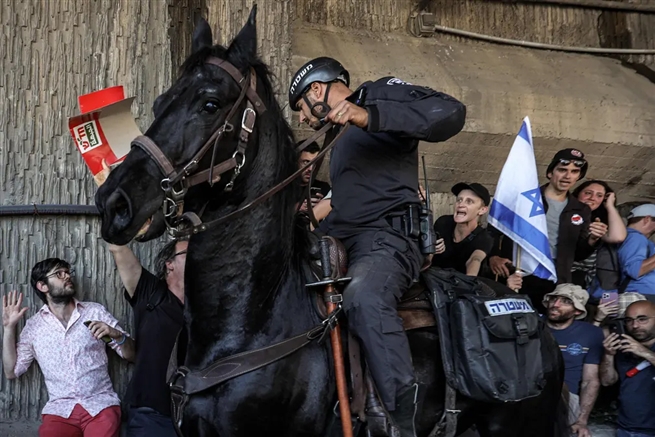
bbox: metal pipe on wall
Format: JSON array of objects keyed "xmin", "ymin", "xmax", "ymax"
[
  {"xmin": 0, "ymin": 204, "xmax": 99, "ymax": 216},
  {"xmin": 496, "ymin": 0, "xmax": 655, "ymax": 14}
]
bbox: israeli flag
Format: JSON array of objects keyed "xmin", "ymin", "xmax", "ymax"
[{"xmin": 488, "ymin": 117, "xmax": 557, "ymax": 282}]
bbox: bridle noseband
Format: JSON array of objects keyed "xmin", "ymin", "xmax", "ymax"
[{"xmin": 131, "ymin": 57, "xmax": 267, "ymax": 224}]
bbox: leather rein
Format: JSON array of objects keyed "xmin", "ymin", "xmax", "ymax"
[{"xmin": 131, "ymin": 56, "xmax": 346, "ymax": 237}]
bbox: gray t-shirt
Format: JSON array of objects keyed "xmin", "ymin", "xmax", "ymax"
[{"xmin": 546, "ymin": 197, "xmax": 568, "ymax": 259}]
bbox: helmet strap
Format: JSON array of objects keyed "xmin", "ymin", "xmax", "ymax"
[{"xmin": 304, "ymin": 82, "xmax": 333, "ymax": 122}]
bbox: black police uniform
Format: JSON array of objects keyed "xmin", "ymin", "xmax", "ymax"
[{"xmin": 318, "ymin": 77, "xmax": 466, "ymax": 411}]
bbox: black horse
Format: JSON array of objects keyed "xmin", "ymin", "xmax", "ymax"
[{"xmin": 95, "ymin": 8, "xmax": 568, "ymax": 437}]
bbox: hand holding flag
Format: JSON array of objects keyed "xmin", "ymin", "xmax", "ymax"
[{"xmin": 488, "ymin": 117, "xmax": 557, "ymax": 283}]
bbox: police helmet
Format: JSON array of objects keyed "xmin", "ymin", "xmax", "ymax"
[{"xmin": 288, "ymin": 57, "xmax": 350, "ymax": 111}]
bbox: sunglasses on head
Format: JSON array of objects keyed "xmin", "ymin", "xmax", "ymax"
[{"xmin": 558, "ymin": 159, "xmax": 586, "ymax": 168}]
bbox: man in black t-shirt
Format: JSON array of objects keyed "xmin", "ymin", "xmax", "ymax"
[
  {"xmin": 108, "ymin": 239, "xmax": 186, "ymax": 437},
  {"xmin": 432, "ymin": 182, "xmax": 493, "ymax": 276}
]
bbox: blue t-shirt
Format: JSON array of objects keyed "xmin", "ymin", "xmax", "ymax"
[
  {"xmin": 548, "ymin": 320, "xmax": 604, "ymax": 395},
  {"xmin": 618, "ymin": 228, "xmax": 655, "ymax": 296},
  {"xmin": 615, "ymin": 344, "xmax": 655, "ymax": 434}
]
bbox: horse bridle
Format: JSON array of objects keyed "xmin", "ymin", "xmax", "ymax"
[
  {"xmin": 131, "ymin": 57, "xmax": 267, "ymax": 223},
  {"xmin": 132, "ymin": 56, "xmax": 348, "ymax": 237}
]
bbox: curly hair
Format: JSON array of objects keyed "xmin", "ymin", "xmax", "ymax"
[
  {"xmin": 30, "ymin": 258, "xmax": 71, "ymax": 304},
  {"xmin": 154, "ymin": 238, "xmax": 188, "ymax": 280}
]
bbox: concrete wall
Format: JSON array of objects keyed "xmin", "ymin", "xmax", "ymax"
[{"xmin": 291, "ymin": 2, "xmax": 655, "ymax": 203}]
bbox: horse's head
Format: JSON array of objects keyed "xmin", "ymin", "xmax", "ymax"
[{"xmin": 96, "ymin": 7, "xmax": 271, "ymax": 245}]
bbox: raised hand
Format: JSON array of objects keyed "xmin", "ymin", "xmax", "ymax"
[{"xmin": 2, "ymin": 291, "xmax": 28, "ymax": 328}]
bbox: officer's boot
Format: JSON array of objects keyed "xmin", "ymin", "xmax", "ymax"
[{"xmin": 388, "ymin": 384, "xmax": 419, "ymax": 437}]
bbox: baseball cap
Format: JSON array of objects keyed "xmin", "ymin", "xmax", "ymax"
[
  {"xmin": 543, "ymin": 283, "xmax": 589, "ymax": 320},
  {"xmin": 627, "ymin": 204, "xmax": 655, "ymax": 219},
  {"xmin": 451, "ymin": 182, "xmax": 491, "ymax": 206}
]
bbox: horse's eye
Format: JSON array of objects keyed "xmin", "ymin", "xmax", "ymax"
[{"xmin": 202, "ymin": 100, "xmax": 220, "ymax": 114}]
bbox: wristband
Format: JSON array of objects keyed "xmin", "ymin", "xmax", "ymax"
[{"xmin": 114, "ymin": 333, "xmax": 127, "ymax": 346}]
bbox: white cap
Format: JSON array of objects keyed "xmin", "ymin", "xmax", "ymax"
[{"xmin": 628, "ymin": 204, "xmax": 655, "ymax": 219}]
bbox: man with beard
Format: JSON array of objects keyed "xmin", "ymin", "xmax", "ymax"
[
  {"xmin": 431, "ymin": 182, "xmax": 493, "ymax": 276},
  {"xmin": 488, "ymin": 149, "xmax": 607, "ymax": 312},
  {"xmin": 2, "ymin": 258, "xmax": 134, "ymax": 437},
  {"xmin": 543, "ymin": 284, "xmax": 603, "ymax": 437},
  {"xmin": 289, "ymin": 57, "xmax": 466, "ymax": 437},
  {"xmin": 601, "ymin": 301, "xmax": 655, "ymax": 437}
]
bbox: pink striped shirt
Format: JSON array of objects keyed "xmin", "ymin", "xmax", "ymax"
[{"xmin": 14, "ymin": 300, "xmax": 128, "ymax": 418}]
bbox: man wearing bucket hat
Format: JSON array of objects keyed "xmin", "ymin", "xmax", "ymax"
[
  {"xmin": 488, "ymin": 148, "xmax": 606, "ymax": 312},
  {"xmin": 617, "ymin": 204, "xmax": 655, "ymax": 301},
  {"xmin": 432, "ymin": 182, "xmax": 493, "ymax": 276},
  {"xmin": 544, "ymin": 284, "xmax": 604, "ymax": 437}
]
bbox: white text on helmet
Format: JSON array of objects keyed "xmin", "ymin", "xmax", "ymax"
[{"xmin": 290, "ymin": 64, "xmax": 314, "ymax": 95}]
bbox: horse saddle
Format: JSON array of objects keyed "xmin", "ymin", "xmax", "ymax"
[{"xmin": 304, "ymin": 234, "xmax": 437, "ymax": 432}]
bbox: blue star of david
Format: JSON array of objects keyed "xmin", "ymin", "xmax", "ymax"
[{"xmin": 521, "ymin": 188, "xmax": 545, "ymax": 217}]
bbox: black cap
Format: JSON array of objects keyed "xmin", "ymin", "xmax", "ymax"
[
  {"xmin": 451, "ymin": 182, "xmax": 490, "ymax": 206},
  {"xmin": 288, "ymin": 57, "xmax": 350, "ymax": 111},
  {"xmin": 547, "ymin": 148, "xmax": 588, "ymax": 179}
]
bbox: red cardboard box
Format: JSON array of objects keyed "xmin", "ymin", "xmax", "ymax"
[{"xmin": 68, "ymin": 86, "xmax": 142, "ymax": 185}]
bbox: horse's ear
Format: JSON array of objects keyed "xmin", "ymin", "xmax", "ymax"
[
  {"xmin": 227, "ymin": 5, "xmax": 257, "ymax": 62},
  {"xmin": 192, "ymin": 17, "xmax": 213, "ymax": 54}
]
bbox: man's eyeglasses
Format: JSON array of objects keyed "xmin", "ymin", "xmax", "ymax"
[
  {"xmin": 623, "ymin": 316, "xmax": 655, "ymax": 326},
  {"xmin": 558, "ymin": 159, "xmax": 586, "ymax": 168},
  {"xmin": 169, "ymin": 250, "xmax": 187, "ymax": 261},
  {"xmin": 45, "ymin": 269, "xmax": 75, "ymax": 280}
]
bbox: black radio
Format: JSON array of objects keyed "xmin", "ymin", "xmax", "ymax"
[{"xmin": 418, "ymin": 156, "xmax": 436, "ymax": 255}]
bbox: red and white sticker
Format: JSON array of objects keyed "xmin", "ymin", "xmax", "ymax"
[
  {"xmin": 571, "ymin": 214, "xmax": 584, "ymax": 225},
  {"xmin": 571, "ymin": 149, "xmax": 582, "ymax": 157}
]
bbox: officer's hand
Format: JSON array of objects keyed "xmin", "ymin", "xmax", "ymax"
[
  {"xmin": 434, "ymin": 238, "xmax": 446, "ymax": 254},
  {"xmin": 489, "ymin": 256, "xmax": 512, "ymax": 278},
  {"xmin": 326, "ymin": 101, "xmax": 368, "ymax": 128}
]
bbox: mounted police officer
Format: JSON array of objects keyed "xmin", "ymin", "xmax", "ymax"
[{"xmin": 289, "ymin": 57, "xmax": 466, "ymax": 437}]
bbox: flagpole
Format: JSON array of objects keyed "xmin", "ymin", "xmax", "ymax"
[{"xmin": 514, "ymin": 246, "xmax": 522, "ymax": 293}]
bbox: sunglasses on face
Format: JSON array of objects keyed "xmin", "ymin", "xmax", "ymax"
[
  {"xmin": 558, "ymin": 159, "xmax": 586, "ymax": 168},
  {"xmin": 45, "ymin": 269, "xmax": 75, "ymax": 280}
]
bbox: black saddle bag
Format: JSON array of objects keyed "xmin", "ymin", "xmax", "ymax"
[{"xmin": 422, "ymin": 268, "xmax": 546, "ymax": 403}]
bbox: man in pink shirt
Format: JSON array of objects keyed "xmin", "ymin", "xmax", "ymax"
[{"xmin": 2, "ymin": 258, "xmax": 135, "ymax": 437}]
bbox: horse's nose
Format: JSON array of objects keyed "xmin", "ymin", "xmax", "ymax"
[{"xmin": 102, "ymin": 187, "xmax": 134, "ymax": 233}]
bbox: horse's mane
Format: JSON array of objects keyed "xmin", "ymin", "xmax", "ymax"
[{"xmin": 181, "ymin": 44, "xmax": 307, "ymax": 273}]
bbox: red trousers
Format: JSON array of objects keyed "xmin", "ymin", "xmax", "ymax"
[{"xmin": 39, "ymin": 404, "xmax": 121, "ymax": 437}]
